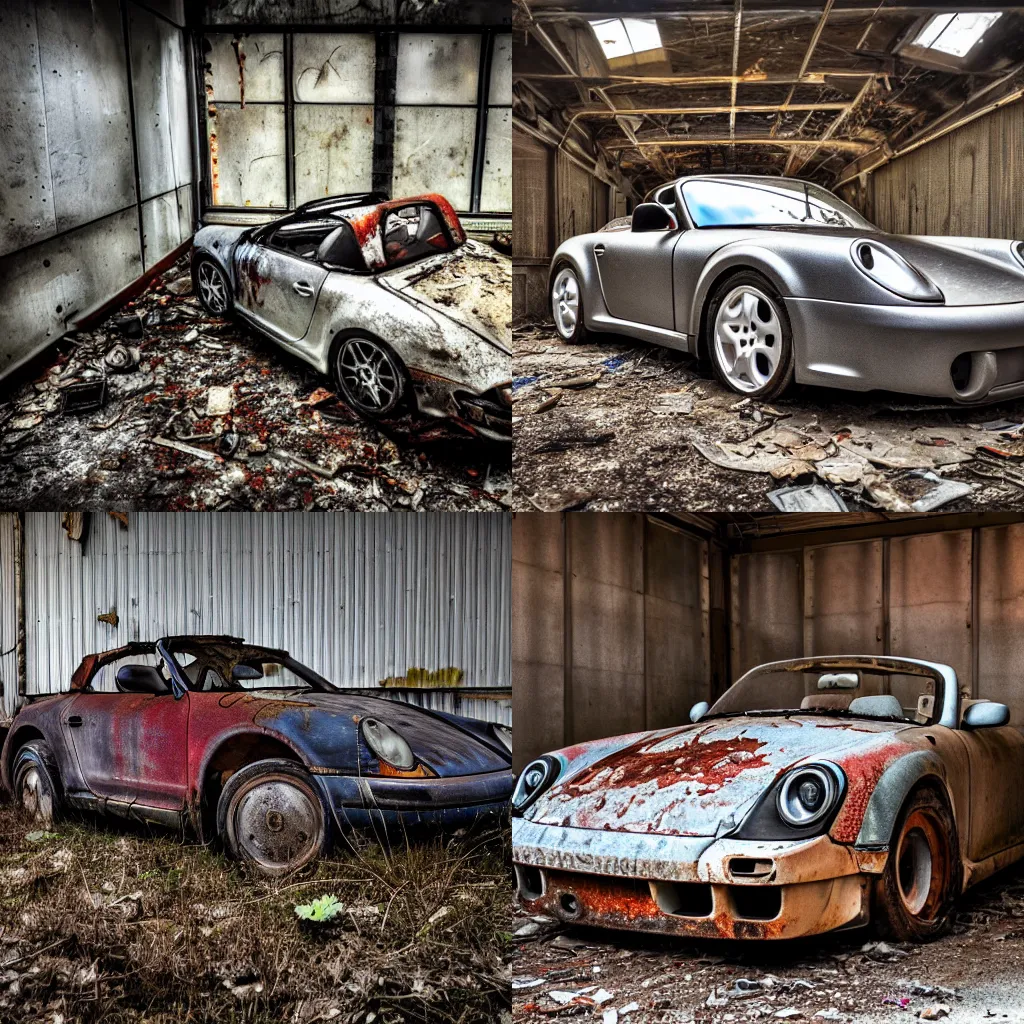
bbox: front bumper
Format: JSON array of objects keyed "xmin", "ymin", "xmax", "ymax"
[
  {"xmin": 513, "ymin": 818, "xmax": 885, "ymax": 940},
  {"xmin": 787, "ymin": 296, "xmax": 1024, "ymax": 403},
  {"xmin": 410, "ymin": 370, "xmax": 512, "ymax": 442},
  {"xmin": 316, "ymin": 769, "xmax": 513, "ymax": 830}
]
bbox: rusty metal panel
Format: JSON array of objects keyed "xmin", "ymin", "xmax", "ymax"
[
  {"xmin": 396, "ymin": 33, "xmax": 480, "ymax": 105},
  {"xmin": 35, "ymin": 0, "xmax": 136, "ymax": 232},
  {"xmin": 481, "ymin": 107, "xmax": 511, "ymax": 213},
  {"xmin": 889, "ymin": 531, "xmax": 973, "ymax": 693},
  {"xmin": 950, "ymin": 116, "xmax": 990, "ymax": 237},
  {"xmin": 293, "ymin": 32, "xmax": 376, "ymax": 103},
  {"xmin": 393, "ymin": 106, "xmax": 476, "ymax": 210},
  {"xmin": 513, "ymin": 513, "xmax": 565, "ymax": 771},
  {"xmin": 141, "ymin": 190, "xmax": 182, "ymax": 270},
  {"xmin": 208, "ymin": 103, "xmax": 287, "ymax": 208},
  {"xmin": 0, "ymin": 0, "xmax": 56, "ymax": 257},
  {"xmin": 0, "ymin": 514, "xmax": 17, "ymax": 720},
  {"xmin": 978, "ymin": 523, "xmax": 1024, "ymax": 726},
  {"xmin": 803, "ymin": 541, "xmax": 883, "ymax": 657},
  {"xmin": 20, "ymin": 512, "xmax": 511, "ymax": 725},
  {"xmin": 729, "ymin": 550, "xmax": 802, "ymax": 676},
  {"xmin": 293, "ymin": 104, "xmax": 374, "ymax": 206},
  {"xmin": 568, "ymin": 513, "xmax": 645, "ymax": 743},
  {"xmin": 490, "ymin": 33, "xmax": 512, "ymax": 106},
  {"xmin": 206, "ymin": 32, "xmax": 284, "ymax": 103}
]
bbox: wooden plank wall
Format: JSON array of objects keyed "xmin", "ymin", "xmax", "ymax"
[
  {"xmin": 512, "ymin": 128, "xmax": 553, "ymax": 321},
  {"xmin": 862, "ymin": 99, "xmax": 1024, "ymax": 239}
]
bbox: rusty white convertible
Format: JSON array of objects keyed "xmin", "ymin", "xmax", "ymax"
[
  {"xmin": 513, "ymin": 655, "xmax": 1024, "ymax": 941},
  {"xmin": 191, "ymin": 192, "xmax": 511, "ymax": 441}
]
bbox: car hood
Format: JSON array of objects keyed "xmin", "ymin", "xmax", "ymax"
[
  {"xmin": 379, "ymin": 240, "xmax": 512, "ymax": 354},
  {"xmin": 240, "ymin": 690, "xmax": 509, "ymax": 777},
  {"xmin": 528, "ymin": 715, "xmax": 912, "ymax": 837}
]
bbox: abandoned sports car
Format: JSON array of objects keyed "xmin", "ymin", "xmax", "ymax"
[
  {"xmin": 2, "ymin": 636, "xmax": 513, "ymax": 876},
  {"xmin": 549, "ymin": 174, "xmax": 1024, "ymax": 404},
  {"xmin": 191, "ymin": 192, "xmax": 511, "ymax": 441},
  {"xmin": 512, "ymin": 655, "xmax": 1024, "ymax": 941}
]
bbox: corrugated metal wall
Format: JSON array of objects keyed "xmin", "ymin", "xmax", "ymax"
[{"xmin": 2, "ymin": 511, "xmax": 510, "ymax": 724}]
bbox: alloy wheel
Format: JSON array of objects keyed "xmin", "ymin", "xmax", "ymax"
[
  {"xmin": 337, "ymin": 338, "xmax": 400, "ymax": 414},
  {"xmin": 713, "ymin": 284, "xmax": 783, "ymax": 393},
  {"xmin": 197, "ymin": 261, "xmax": 228, "ymax": 314},
  {"xmin": 552, "ymin": 268, "xmax": 580, "ymax": 339}
]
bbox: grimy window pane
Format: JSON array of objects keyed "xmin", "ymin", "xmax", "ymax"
[
  {"xmin": 396, "ymin": 34, "xmax": 480, "ymax": 105},
  {"xmin": 209, "ymin": 103, "xmax": 287, "ymax": 207},
  {"xmin": 393, "ymin": 106, "xmax": 476, "ymax": 210},
  {"xmin": 205, "ymin": 33, "xmax": 284, "ymax": 103},
  {"xmin": 489, "ymin": 34, "xmax": 512, "ymax": 107},
  {"xmin": 293, "ymin": 33, "xmax": 376, "ymax": 104},
  {"xmin": 481, "ymin": 107, "xmax": 511, "ymax": 213},
  {"xmin": 294, "ymin": 104, "xmax": 375, "ymax": 205}
]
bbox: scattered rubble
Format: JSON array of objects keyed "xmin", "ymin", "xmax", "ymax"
[
  {"xmin": 512, "ymin": 321, "xmax": 1024, "ymax": 511},
  {"xmin": 0, "ymin": 256, "xmax": 509, "ymax": 510}
]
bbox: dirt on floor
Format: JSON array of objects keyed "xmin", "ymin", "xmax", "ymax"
[
  {"xmin": 0, "ymin": 802, "xmax": 512, "ymax": 1024},
  {"xmin": 0, "ymin": 259, "xmax": 510, "ymax": 511},
  {"xmin": 511, "ymin": 856, "xmax": 1024, "ymax": 1024},
  {"xmin": 512, "ymin": 322, "xmax": 1024, "ymax": 513}
]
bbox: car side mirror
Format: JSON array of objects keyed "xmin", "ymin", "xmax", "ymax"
[
  {"xmin": 689, "ymin": 701, "xmax": 709, "ymax": 723},
  {"xmin": 631, "ymin": 203, "xmax": 677, "ymax": 233},
  {"xmin": 963, "ymin": 701, "xmax": 1010, "ymax": 729},
  {"xmin": 115, "ymin": 664, "xmax": 170, "ymax": 695}
]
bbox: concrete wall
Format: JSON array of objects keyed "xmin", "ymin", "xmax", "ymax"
[
  {"xmin": 512, "ymin": 512, "xmax": 710, "ymax": 771},
  {"xmin": 0, "ymin": 0, "xmax": 196, "ymax": 381}
]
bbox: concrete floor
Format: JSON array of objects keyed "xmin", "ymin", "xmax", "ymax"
[
  {"xmin": 0, "ymin": 258, "xmax": 510, "ymax": 511},
  {"xmin": 512, "ymin": 856, "xmax": 1024, "ymax": 1023},
  {"xmin": 512, "ymin": 322, "xmax": 1024, "ymax": 513}
]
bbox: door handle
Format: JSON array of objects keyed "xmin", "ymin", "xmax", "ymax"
[
  {"xmin": 292, "ymin": 281, "xmax": 314, "ymax": 297},
  {"xmin": 593, "ymin": 244, "xmax": 605, "ymax": 256},
  {"xmin": 67, "ymin": 715, "xmax": 83, "ymax": 727}
]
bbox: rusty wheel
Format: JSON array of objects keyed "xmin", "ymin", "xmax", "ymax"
[
  {"xmin": 874, "ymin": 787, "xmax": 960, "ymax": 941},
  {"xmin": 12, "ymin": 741, "xmax": 62, "ymax": 827},
  {"xmin": 217, "ymin": 760, "xmax": 327, "ymax": 877}
]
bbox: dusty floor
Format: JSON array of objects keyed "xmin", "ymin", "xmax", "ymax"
[
  {"xmin": 512, "ymin": 322, "xmax": 1024, "ymax": 513},
  {"xmin": 512, "ymin": 857, "xmax": 1024, "ymax": 1024},
  {"xmin": 0, "ymin": 258, "xmax": 510, "ymax": 511}
]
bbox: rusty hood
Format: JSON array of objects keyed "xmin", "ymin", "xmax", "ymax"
[
  {"xmin": 528, "ymin": 716, "xmax": 913, "ymax": 838},
  {"xmin": 380, "ymin": 240, "xmax": 512, "ymax": 354}
]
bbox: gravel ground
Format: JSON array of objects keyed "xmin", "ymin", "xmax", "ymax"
[
  {"xmin": 0, "ymin": 258, "xmax": 510, "ymax": 511},
  {"xmin": 511, "ymin": 856, "xmax": 1024, "ymax": 1024},
  {"xmin": 512, "ymin": 322, "xmax": 1024, "ymax": 513}
]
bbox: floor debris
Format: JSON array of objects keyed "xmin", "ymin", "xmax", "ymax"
[{"xmin": 768, "ymin": 483, "xmax": 849, "ymax": 512}]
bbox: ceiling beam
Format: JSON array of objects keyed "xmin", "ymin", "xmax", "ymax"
[
  {"xmin": 771, "ymin": 0, "xmax": 834, "ymax": 138},
  {"xmin": 572, "ymin": 101, "xmax": 851, "ymax": 116},
  {"xmin": 784, "ymin": 75, "xmax": 874, "ymax": 174},
  {"xmin": 729, "ymin": 0, "xmax": 743, "ymax": 143},
  {"xmin": 604, "ymin": 136, "xmax": 874, "ymax": 150},
  {"xmin": 514, "ymin": 69, "xmax": 885, "ymax": 86},
  {"xmin": 527, "ymin": 3, "xmax": 1024, "ymax": 18}
]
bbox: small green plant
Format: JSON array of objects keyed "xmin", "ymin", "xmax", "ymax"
[{"xmin": 294, "ymin": 894, "xmax": 343, "ymax": 923}]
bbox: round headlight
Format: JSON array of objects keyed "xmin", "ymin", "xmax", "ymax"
[
  {"xmin": 512, "ymin": 756, "xmax": 558, "ymax": 814},
  {"xmin": 776, "ymin": 765, "xmax": 840, "ymax": 828},
  {"xmin": 491, "ymin": 724, "xmax": 512, "ymax": 754},
  {"xmin": 361, "ymin": 718, "xmax": 415, "ymax": 770}
]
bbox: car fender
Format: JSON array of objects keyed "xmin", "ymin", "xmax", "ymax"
[
  {"xmin": 549, "ymin": 235, "xmax": 610, "ymax": 324},
  {"xmin": 191, "ymin": 226, "xmax": 247, "ymax": 291}
]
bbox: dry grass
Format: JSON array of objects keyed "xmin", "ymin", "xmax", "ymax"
[{"xmin": 0, "ymin": 802, "xmax": 512, "ymax": 1024}]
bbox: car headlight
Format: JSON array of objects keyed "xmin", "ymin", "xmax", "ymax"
[
  {"xmin": 1012, "ymin": 241, "xmax": 1024, "ymax": 270},
  {"xmin": 776, "ymin": 765, "xmax": 842, "ymax": 828},
  {"xmin": 361, "ymin": 718, "xmax": 415, "ymax": 770},
  {"xmin": 491, "ymin": 724, "xmax": 512, "ymax": 754},
  {"xmin": 851, "ymin": 239, "xmax": 943, "ymax": 302},
  {"xmin": 512, "ymin": 756, "xmax": 559, "ymax": 815}
]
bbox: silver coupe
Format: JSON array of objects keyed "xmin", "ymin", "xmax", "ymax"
[
  {"xmin": 191, "ymin": 192, "xmax": 511, "ymax": 441},
  {"xmin": 549, "ymin": 174, "xmax": 1024, "ymax": 403}
]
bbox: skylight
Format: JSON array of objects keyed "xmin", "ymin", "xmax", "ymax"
[
  {"xmin": 590, "ymin": 18, "xmax": 663, "ymax": 60},
  {"xmin": 914, "ymin": 11, "xmax": 1001, "ymax": 57}
]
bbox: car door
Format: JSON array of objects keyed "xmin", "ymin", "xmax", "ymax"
[
  {"xmin": 233, "ymin": 223, "xmax": 330, "ymax": 343},
  {"xmin": 592, "ymin": 221, "xmax": 679, "ymax": 331},
  {"xmin": 959, "ymin": 721, "xmax": 1024, "ymax": 862},
  {"xmin": 64, "ymin": 690, "xmax": 190, "ymax": 811}
]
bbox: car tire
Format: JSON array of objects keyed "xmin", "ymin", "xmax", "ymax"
[
  {"xmin": 12, "ymin": 741, "xmax": 62, "ymax": 827},
  {"xmin": 193, "ymin": 256, "xmax": 233, "ymax": 316},
  {"xmin": 550, "ymin": 262, "xmax": 593, "ymax": 345},
  {"xmin": 217, "ymin": 759, "xmax": 328, "ymax": 877},
  {"xmin": 706, "ymin": 270, "xmax": 795, "ymax": 400},
  {"xmin": 873, "ymin": 786, "xmax": 960, "ymax": 941},
  {"xmin": 332, "ymin": 333, "xmax": 407, "ymax": 418}
]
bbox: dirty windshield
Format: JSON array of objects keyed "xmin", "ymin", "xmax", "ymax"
[
  {"xmin": 682, "ymin": 179, "xmax": 874, "ymax": 229},
  {"xmin": 167, "ymin": 643, "xmax": 338, "ymax": 693},
  {"xmin": 707, "ymin": 665, "xmax": 940, "ymax": 725}
]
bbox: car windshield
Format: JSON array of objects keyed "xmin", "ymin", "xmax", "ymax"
[
  {"xmin": 165, "ymin": 641, "xmax": 338, "ymax": 693},
  {"xmin": 706, "ymin": 663, "xmax": 942, "ymax": 725},
  {"xmin": 681, "ymin": 179, "xmax": 874, "ymax": 230}
]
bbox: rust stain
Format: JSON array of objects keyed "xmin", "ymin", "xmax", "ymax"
[
  {"xmin": 830, "ymin": 740, "xmax": 906, "ymax": 843},
  {"xmin": 378, "ymin": 666, "xmax": 464, "ymax": 689},
  {"xmin": 231, "ymin": 35, "xmax": 246, "ymax": 109}
]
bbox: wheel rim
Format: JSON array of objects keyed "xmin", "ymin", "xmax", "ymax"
[
  {"xmin": 197, "ymin": 262, "xmax": 228, "ymax": 314},
  {"xmin": 232, "ymin": 775, "xmax": 322, "ymax": 872},
  {"xmin": 552, "ymin": 268, "xmax": 580, "ymax": 339},
  {"xmin": 713, "ymin": 284, "xmax": 783, "ymax": 393},
  {"xmin": 338, "ymin": 338, "xmax": 399, "ymax": 413},
  {"xmin": 895, "ymin": 809, "xmax": 945, "ymax": 919},
  {"xmin": 19, "ymin": 766, "xmax": 53, "ymax": 826}
]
